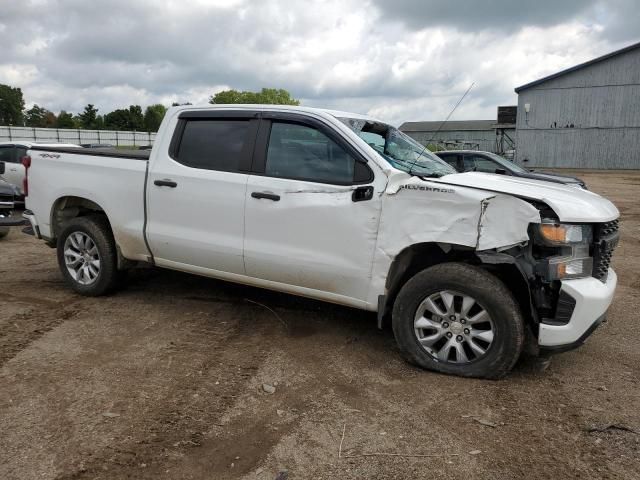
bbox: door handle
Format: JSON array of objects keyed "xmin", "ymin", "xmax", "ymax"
[
  {"xmin": 251, "ymin": 191, "xmax": 280, "ymax": 201},
  {"xmin": 154, "ymin": 179, "xmax": 178, "ymax": 188}
]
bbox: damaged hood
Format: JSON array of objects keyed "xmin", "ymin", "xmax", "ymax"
[{"xmin": 431, "ymin": 172, "xmax": 618, "ymax": 223}]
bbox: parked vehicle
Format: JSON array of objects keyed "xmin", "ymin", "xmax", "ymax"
[
  {"xmin": 0, "ymin": 171, "xmax": 22, "ymax": 238},
  {"xmin": 21, "ymin": 105, "xmax": 619, "ymax": 378},
  {"xmin": 81, "ymin": 143, "xmax": 115, "ymax": 149},
  {"xmin": 0, "ymin": 142, "xmax": 80, "ymax": 199},
  {"xmin": 436, "ymin": 150, "xmax": 587, "ymax": 188}
]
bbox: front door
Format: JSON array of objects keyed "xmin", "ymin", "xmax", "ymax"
[
  {"xmin": 146, "ymin": 111, "xmax": 259, "ymax": 275},
  {"xmin": 244, "ymin": 115, "xmax": 382, "ymax": 303}
]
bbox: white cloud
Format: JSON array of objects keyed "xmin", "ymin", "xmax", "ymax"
[{"xmin": 0, "ymin": 0, "xmax": 638, "ymax": 125}]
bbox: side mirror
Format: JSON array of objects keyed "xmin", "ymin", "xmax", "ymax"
[
  {"xmin": 494, "ymin": 168, "xmax": 507, "ymax": 175},
  {"xmin": 0, "ymin": 161, "xmax": 5, "ymax": 175}
]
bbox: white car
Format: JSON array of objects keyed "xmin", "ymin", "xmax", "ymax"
[
  {"xmin": 21, "ymin": 105, "xmax": 619, "ymax": 378},
  {"xmin": 0, "ymin": 142, "xmax": 80, "ymax": 198}
]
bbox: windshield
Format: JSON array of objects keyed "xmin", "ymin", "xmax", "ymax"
[
  {"xmin": 483, "ymin": 152, "xmax": 528, "ymax": 174},
  {"xmin": 339, "ymin": 117, "xmax": 456, "ymax": 178}
]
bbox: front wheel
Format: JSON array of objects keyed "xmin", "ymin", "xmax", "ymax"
[
  {"xmin": 56, "ymin": 215, "xmax": 121, "ymax": 296},
  {"xmin": 392, "ymin": 263, "xmax": 525, "ymax": 379}
]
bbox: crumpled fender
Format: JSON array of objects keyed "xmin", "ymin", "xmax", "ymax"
[{"xmin": 367, "ymin": 174, "xmax": 541, "ymax": 306}]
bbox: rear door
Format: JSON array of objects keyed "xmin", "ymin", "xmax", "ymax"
[
  {"xmin": 243, "ymin": 113, "xmax": 382, "ymax": 303},
  {"xmin": 146, "ymin": 111, "xmax": 259, "ymax": 275}
]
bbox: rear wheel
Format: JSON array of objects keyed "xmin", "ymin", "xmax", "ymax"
[
  {"xmin": 56, "ymin": 215, "xmax": 121, "ymax": 296},
  {"xmin": 392, "ymin": 263, "xmax": 525, "ymax": 379},
  {"xmin": 0, "ymin": 226, "xmax": 9, "ymax": 238}
]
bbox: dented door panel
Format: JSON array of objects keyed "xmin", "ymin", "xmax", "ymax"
[{"xmin": 244, "ymin": 175, "xmax": 382, "ymax": 302}]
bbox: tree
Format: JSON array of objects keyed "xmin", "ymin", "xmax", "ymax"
[
  {"xmin": 56, "ymin": 111, "xmax": 77, "ymax": 129},
  {"xmin": 77, "ymin": 104, "xmax": 102, "ymax": 129},
  {"xmin": 104, "ymin": 108, "xmax": 130, "ymax": 130},
  {"xmin": 128, "ymin": 105, "xmax": 144, "ymax": 131},
  {"xmin": 0, "ymin": 84, "xmax": 25, "ymax": 125},
  {"xmin": 24, "ymin": 105, "xmax": 57, "ymax": 128},
  {"xmin": 144, "ymin": 104, "xmax": 167, "ymax": 132},
  {"xmin": 104, "ymin": 105, "xmax": 144, "ymax": 131},
  {"xmin": 210, "ymin": 88, "xmax": 300, "ymax": 105}
]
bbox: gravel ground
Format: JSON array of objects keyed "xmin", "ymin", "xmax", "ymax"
[{"xmin": 1, "ymin": 171, "xmax": 639, "ymax": 480}]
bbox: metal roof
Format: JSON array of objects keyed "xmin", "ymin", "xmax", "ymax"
[
  {"xmin": 399, "ymin": 120, "xmax": 496, "ymax": 132},
  {"xmin": 515, "ymin": 41, "xmax": 640, "ymax": 93}
]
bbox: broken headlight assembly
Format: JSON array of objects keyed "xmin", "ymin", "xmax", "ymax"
[{"xmin": 534, "ymin": 221, "xmax": 593, "ymax": 280}]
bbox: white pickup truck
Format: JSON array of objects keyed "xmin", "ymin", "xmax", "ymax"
[{"xmin": 22, "ymin": 105, "xmax": 620, "ymax": 378}]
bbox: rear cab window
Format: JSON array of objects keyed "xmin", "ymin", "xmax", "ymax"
[{"xmin": 171, "ymin": 114, "xmax": 259, "ymax": 172}]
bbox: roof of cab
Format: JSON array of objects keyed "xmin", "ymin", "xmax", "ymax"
[{"xmin": 171, "ymin": 104, "xmax": 386, "ymax": 124}]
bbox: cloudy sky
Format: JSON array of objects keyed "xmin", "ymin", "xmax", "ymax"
[{"xmin": 1, "ymin": 0, "xmax": 639, "ymax": 125}]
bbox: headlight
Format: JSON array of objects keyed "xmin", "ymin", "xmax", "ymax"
[
  {"xmin": 538, "ymin": 223, "xmax": 591, "ymax": 245},
  {"xmin": 535, "ymin": 221, "xmax": 593, "ymax": 280}
]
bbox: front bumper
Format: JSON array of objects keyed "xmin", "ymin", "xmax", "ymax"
[{"xmin": 538, "ymin": 268, "xmax": 617, "ymax": 351}]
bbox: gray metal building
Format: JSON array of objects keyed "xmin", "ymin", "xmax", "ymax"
[
  {"xmin": 515, "ymin": 41, "xmax": 640, "ymax": 169},
  {"xmin": 400, "ymin": 120, "xmax": 515, "ymax": 154}
]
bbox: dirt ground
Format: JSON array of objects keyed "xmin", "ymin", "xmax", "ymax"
[{"xmin": 1, "ymin": 171, "xmax": 639, "ymax": 480}]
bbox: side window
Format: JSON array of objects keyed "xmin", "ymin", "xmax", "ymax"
[
  {"xmin": 462, "ymin": 156, "xmax": 476, "ymax": 172},
  {"xmin": 265, "ymin": 122, "xmax": 356, "ymax": 184},
  {"xmin": 15, "ymin": 148, "xmax": 27, "ymax": 162},
  {"xmin": 469, "ymin": 155, "xmax": 499, "ymax": 173},
  {"xmin": 0, "ymin": 147, "xmax": 15, "ymax": 163},
  {"xmin": 439, "ymin": 154, "xmax": 459, "ymax": 170},
  {"xmin": 175, "ymin": 119, "xmax": 251, "ymax": 172}
]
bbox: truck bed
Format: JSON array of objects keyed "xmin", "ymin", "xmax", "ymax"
[{"xmin": 26, "ymin": 146, "xmax": 151, "ymax": 262}]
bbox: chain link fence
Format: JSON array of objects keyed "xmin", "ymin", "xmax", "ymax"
[{"xmin": 0, "ymin": 126, "xmax": 156, "ymax": 147}]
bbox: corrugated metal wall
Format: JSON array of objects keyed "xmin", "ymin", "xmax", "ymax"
[
  {"xmin": 516, "ymin": 47, "xmax": 640, "ymax": 169},
  {"xmin": 404, "ymin": 129, "xmax": 512, "ymax": 153},
  {"xmin": 0, "ymin": 126, "xmax": 156, "ymax": 146}
]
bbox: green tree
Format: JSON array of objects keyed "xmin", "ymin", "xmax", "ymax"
[
  {"xmin": 56, "ymin": 111, "xmax": 77, "ymax": 129},
  {"xmin": 0, "ymin": 84, "xmax": 25, "ymax": 125},
  {"xmin": 128, "ymin": 105, "xmax": 144, "ymax": 130},
  {"xmin": 210, "ymin": 88, "xmax": 300, "ymax": 105},
  {"xmin": 24, "ymin": 104, "xmax": 57, "ymax": 128},
  {"xmin": 104, "ymin": 108, "xmax": 130, "ymax": 130},
  {"xmin": 77, "ymin": 104, "xmax": 102, "ymax": 129},
  {"xmin": 143, "ymin": 104, "xmax": 167, "ymax": 132}
]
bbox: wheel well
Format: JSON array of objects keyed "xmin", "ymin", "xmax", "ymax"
[
  {"xmin": 50, "ymin": 196, "xmax": 111, "ymax": 241},
  {"xmin": 382, "ymin": 243, "xmax": 533, "ymax": 330}
]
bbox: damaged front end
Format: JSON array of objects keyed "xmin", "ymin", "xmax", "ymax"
[{"xmin": 374, "ymin": 173, "xmax": 618, "ymax": 356}]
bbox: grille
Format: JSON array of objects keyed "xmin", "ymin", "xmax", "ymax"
[{"xmin": 592, "ymin": 219, "xmax": 620, "ymax": 282}]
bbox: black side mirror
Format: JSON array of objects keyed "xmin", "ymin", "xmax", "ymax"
[
  {"xmin": 0, "ymin": 162, "xmax": 5, "ymax": 175},
  {"xmin": 494, "ymin": 168, "xmax": 507, "ymax": 175}
]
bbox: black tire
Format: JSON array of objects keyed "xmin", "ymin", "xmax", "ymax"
[
  {"xmin": 392, "ymin": 262, "xmax": 525, "ymax": 379},
  {"xmin": 0, "ymin": 226, "xmax": 9, "ymax": 238},
  {"xmin": 56, "ymin": 215, "xmax": 121, "ymax": 296}
]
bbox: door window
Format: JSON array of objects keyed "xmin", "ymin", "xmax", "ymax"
[
  {"xmin": 438, "ymin": 154, "xmax": 459, "ymax": 170},
  {"xmin": 465, "ymin": 155, "xmax": 499, "ymax": 173},
  {"xmin": 175, "ymin": 120, "xmax": 251, "ymax": 172},
  {"xmin": 0, "ymin": 147, "xmax": 15, "ymax": 163},
  {"xmin": 265, "ymin": 122, "xmax": 355, "ymax": 184}
]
